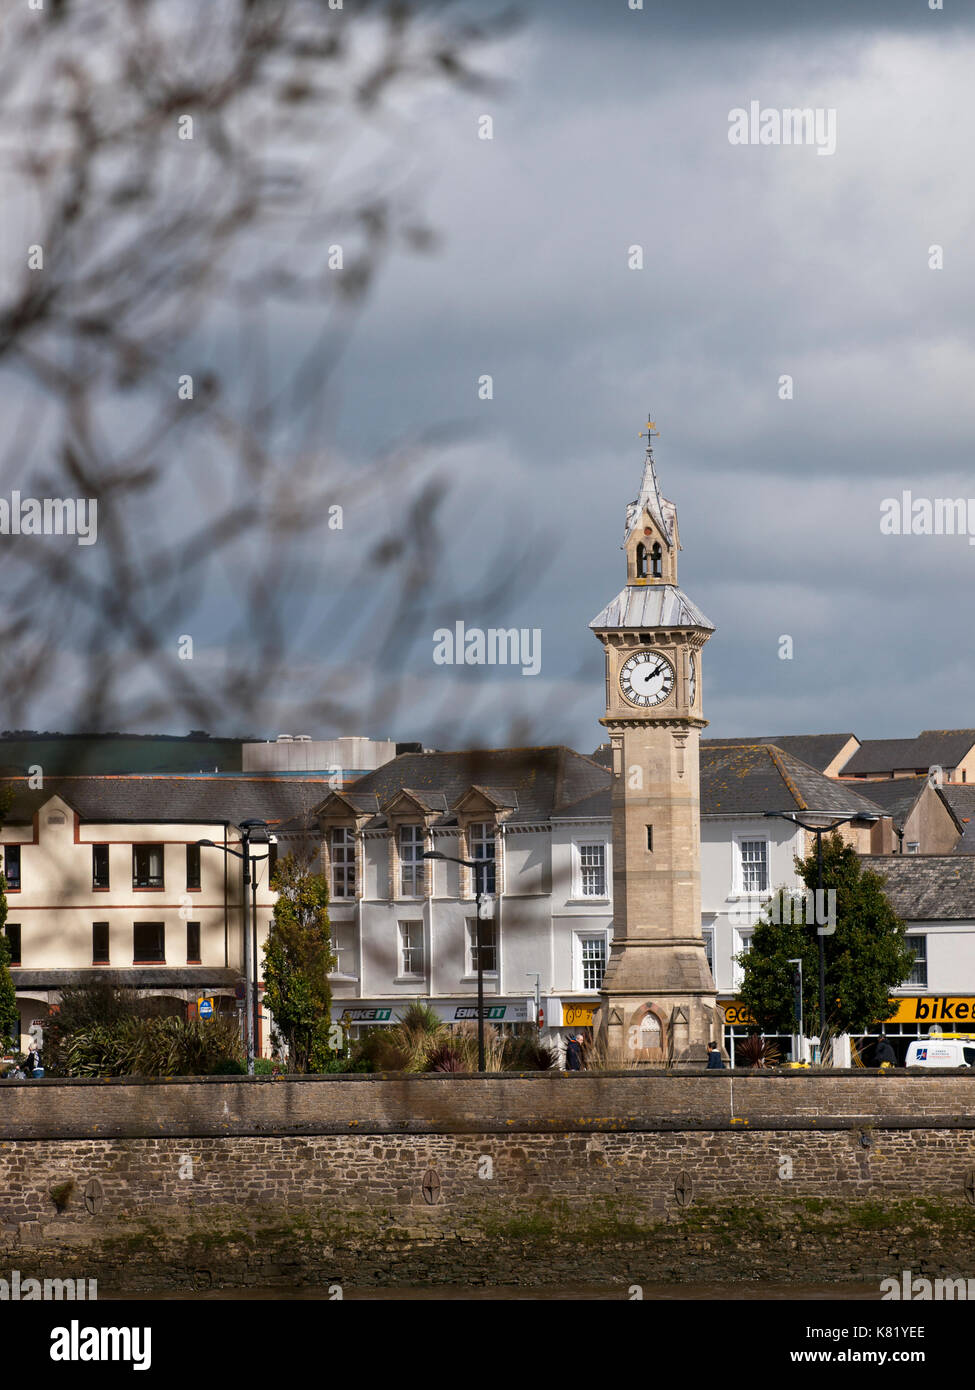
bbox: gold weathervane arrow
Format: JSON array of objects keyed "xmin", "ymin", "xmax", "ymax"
[{"xmin": 638, "ymin": 413, "xmax": 659, "ymax": 441}]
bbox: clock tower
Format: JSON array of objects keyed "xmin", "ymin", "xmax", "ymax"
[{"xmin": 590, "ymin": 418, "xmax": 720, "ymax": 1065}]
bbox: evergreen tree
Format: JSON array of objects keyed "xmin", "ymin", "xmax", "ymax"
[
  {"xmin": 737, "ymin": 832, "xmax": 915, "ymax": 1035},
  {"xmin": 0, "ymin": 872, "xmax": 17, "ymax": 1047},
  {"xmin": 262, "ymin": 854, "xmax": 335, "ymax": 1072}
]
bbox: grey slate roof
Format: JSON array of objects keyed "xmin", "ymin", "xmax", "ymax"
[
  {"xmin": 590, "ymin": 584, "xmax": 714, "ymax": 632},
  {"xmin": 0, "ymin": 775, "xmax": 330, "ymax": 827},
  {"xmin": 938, "ymin": 786, "xmax": 975, "ymax": 854},
  {"xmin": 860, "ymin": 856, "xmax": 975, "ymax": 920},
  {"xmin": 702, "ymin": 745, "xmax": 885, "ymax": 819},
  {"xmin": 335, "ymin": 747, "xmax": 613, "ymax": 826},
  {"xmin": 841, "ymin": 731, "xmax": 975, "ymax": 777},
  {"xmin": 10, "ymin": 968, "xmax": 240, "ymax": 989},
  {"xmin": 836, "ymin": 776, "xmax": 927, "ymax": 830},
  {"xmin": 701, "ymin": 733, "xmax": 856, "ymax": 774}
]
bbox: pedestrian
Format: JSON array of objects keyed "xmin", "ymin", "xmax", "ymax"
[
  {"xmin": 23, "ymin": 1047, "xmax": 43, "ymax": 1078},
  {"xmin": 565, "ymin": 1032, "xmax": 584, "ymax": 1071},
  {"xmin": 873, "ymin": 1036, "xmax": 896, "ymax": 1068},
  {"xmin": 706, "ymin": 1040, "xmax": 726, "ymax": 1070}
]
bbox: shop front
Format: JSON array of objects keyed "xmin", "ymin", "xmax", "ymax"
[{"xmin": 719, "ymin": 995, "xmax": 975, "ymax": 1066}]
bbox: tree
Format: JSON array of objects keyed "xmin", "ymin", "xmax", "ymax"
[
  {"xmin": 0, "ymin": 786, "xmax": 19, "ymax": 1048},
  {"xmin": 0, "ymin": 874, "xmax": 18, "ymax": 1049},
  {"xmin": 736, "ymin": 832, "xmax": 915, "ymax": 1036},
  {"xmin": 262, "ymin": 853, "xmax": 335, "ymax": 1073},
  {"xmin": 0, "ymin": 0, "xmax": 534, "ymax": 752}
]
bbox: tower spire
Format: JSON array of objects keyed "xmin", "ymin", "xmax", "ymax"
[{"xmin": 624, "ymin": 411, "xmax": 676, "ymax": 552}]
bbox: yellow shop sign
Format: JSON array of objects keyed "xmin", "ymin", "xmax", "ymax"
[
  {"xmin": 563, "ymin": 1003, "xmax": 599, "ymax": 1028},
  {"xmin": 719, "ymin": 1000, "xmax": 756, "ymax": 1026},
  {"xmin": 886, "ymin": 997, "xmax": 975, "ymax": 1026}
]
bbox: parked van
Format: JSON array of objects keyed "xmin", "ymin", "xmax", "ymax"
[{"xmin": 906, "ymin": 1035, "xmax": 975, "ymax": 1068}]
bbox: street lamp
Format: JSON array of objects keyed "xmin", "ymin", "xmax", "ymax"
[
  {"xmin": 198, "ymin": 819, "xmax": 273, "ymax": 1075},
  {"xmin": 422, "ymin": 849, "xmax": 495, "ymax": 1072},
  {"xmin": 764, "ymin": 809, "xmax": 878, "ymax": 1053}
]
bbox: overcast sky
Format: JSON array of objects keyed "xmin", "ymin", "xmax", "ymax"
[
  {"xmin": 302, "ymin": 0, "xmax": 975, "ymax": 753},
  {"xmin": 11, "ymin": 0, "xmax": 975, "ymax": 755}
]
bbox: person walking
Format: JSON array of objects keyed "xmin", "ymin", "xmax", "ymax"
[
  {"xmin": 706, "ymin": 1040, "xmax": 726, "ymax": 1069},
  {"xmin": 565, "ymin": 1032, "xmax": 584, "ymax": 1071},
  {"xmin": 23, "ymin": 1046, "xmax": 43, "ymax": 1078},
  {"xmin": 873, "ymin": 1036, "xmax": 896, "ymax": 1068}
]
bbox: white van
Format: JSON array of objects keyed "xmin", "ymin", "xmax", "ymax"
[{"xmin": 906, "ymin": 1035, "xmax": 975, "ymax": 1068}]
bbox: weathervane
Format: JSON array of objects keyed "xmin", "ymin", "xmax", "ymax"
[{"xmin": 638, "ymin": 412, "xmax": 659, "ymax": 448}]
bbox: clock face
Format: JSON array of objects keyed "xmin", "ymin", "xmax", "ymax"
[
  {"xmin": 688, "ymin": 654, "xmax": 696, "ymax": 706},
  {"xmin": 619, "ymin": 650, "xmax": 675, "ymax": 707}
]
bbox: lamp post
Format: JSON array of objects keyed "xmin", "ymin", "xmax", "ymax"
[
  {"xmin": 198, "ymin": 819, "xmax": 273, "ymax": 1075},
  {"xmin": 764, "ymin": 810, "xmax": 878, "ymax": 1053},
  {"xmin": 423, "ymin": 849, "xmax": 495, "ymax": 1072}
]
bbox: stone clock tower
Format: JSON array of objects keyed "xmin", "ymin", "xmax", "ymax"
[{"xmin": 590, "ymin": 419, "xmax": 720, "ymax": 1065}]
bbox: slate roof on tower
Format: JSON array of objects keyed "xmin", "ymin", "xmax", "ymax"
[
  {"xmin": 590, "ymin": 585, "xmax": 715, "ymax": 631},
  {"xmin": 624, "ymin": 445, "xmax": 678, "ymax": 550}
]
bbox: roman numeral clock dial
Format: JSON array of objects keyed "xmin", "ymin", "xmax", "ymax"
[{"xmin": 619, "ymin": 650, "xmax": 675, "ymax": 707}]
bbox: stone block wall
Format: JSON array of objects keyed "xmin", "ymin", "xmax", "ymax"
[{"xmin": 3, "ymin": 1072, "xmax": 975, "ymax": 1291}]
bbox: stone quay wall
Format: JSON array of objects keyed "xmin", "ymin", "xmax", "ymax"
[{"xmin": 3, "ymin": 1071, "xmax": 975, "ymax": 1292}]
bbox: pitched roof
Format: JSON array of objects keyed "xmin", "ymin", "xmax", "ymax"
[
  {"xmin": 0, "ymin": 775, "xmax": 329, "ymax": 827},
  {"xmin": 841, "ymin": 731, "xmax": 975, "ymax": 777},
  {"xmin": 701, "ymin": 745, "xmax": 885, "ymax": 819},
  {"xmin": 836, "ymin": 776, "xmax": 927, "ymax": 830},
  {"xmin": 338, "ymin": 747, "xmax": 612, "ymax": 826},
  {"xmin": 937, "ymin": 785, "xmax": 975, "ymax": 854},
  {"xmin": 701, "ymin": 733, "xmax": 856, "ymax": 774},
  {"xmin": 589, "ymin": 584, "xmax": 714, "ymax": 631},
  {"xmin": 860, "ymin": 856, "xmax": 975, "ymax": 920},
  {"xmin": 623, "ymin": 446, "xmax": 677, "ymax": 549}
]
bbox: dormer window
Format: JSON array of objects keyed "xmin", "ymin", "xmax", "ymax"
[
  {"xmin": 399, "ymin": 824, "xmax": 425, "ymax": 897},
  {"xmin": 636, "ymin": 542, "xmax": 648, "ymax": 578},
  {"xmin": 331, "ymin": 826, "xmax": 356, "ymax": 899},
  {"xmin": 650, "ymin": 541, "xmax": 662, "ymax": 577},
  {"xmin": 468, "ymin": 822, "xmax": 496, "ymax": 895}
]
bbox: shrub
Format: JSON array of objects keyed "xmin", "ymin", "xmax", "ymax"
[{"xmin": 55, "ymin": 1015, "xmax": 245, "ymax": 1077}]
